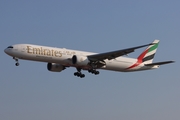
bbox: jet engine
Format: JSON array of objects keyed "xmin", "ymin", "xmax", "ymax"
[
  {"xmin": 47, "ymin": 63, "xmax": 65, "ymax": 72},
  {"xmin": 72, "ymin": 55, "xmax": 90, "ymax": 66}
]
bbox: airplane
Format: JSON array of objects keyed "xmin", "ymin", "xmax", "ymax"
[{"xmin": 4, "ymin": 40, "xmax": 174, "ymax": 78}]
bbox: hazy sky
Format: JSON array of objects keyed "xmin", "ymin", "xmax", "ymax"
[{"xmin": 0, "ymin": 0, "xmax": 179, "ymax": 120}]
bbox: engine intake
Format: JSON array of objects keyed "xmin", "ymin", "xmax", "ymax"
[
  {"xmin": 47, "ymin": 63, "xmax": 65, "ymax": 72},
  {"xmin": 72, "ymin": 55, "xmax": 89, "ymax": 66}
]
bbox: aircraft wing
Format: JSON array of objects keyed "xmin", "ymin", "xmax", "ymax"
[{"xmin": 87, "ymin": 43, "xmax": 154, "ymax": 61}]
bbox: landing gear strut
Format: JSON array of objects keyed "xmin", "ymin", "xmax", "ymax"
[
  {"xmin": 13, "ymin": 57, "xmax": 19, "ymax": 66},
  {"xmin": 74, "ymin": 68, "xmax": 85, "ymax": 78}
]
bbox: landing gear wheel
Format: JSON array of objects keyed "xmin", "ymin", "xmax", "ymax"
[
  {"xmin": 80, "ymin": 74, "xmax": 85, "ymax": 78},
  {"xmin": 77, "ymin": 73, "xmax": 80, "ymax": 77},
  {"xmin": 88, "ymin": 69, "xmax": 100, "ymax": 75},
  {"xmin": 74, "ymin": 72, "xmax": 78, "ymax": 76},
  {"xmin": 15, "ymin": 63, "xmax": 19, "ymax": 66},
  {"xmin": 74, "ymin": 72, "xmax": 84, "ymax": 78},
  {"xmin": 95, "ymin": 71, "xmax": 99, "ymax": 75}
]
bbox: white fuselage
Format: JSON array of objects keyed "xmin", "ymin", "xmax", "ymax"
[{"xmin": 4, "ymin": 44, "xmax": 159, "ymax": 72}]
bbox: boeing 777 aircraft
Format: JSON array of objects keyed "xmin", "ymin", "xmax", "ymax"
[{"xmin": 4, "ymin": 40, "xmax": 174, "ymax": 78}]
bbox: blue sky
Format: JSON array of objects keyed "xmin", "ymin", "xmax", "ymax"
[{"xmin": 0, "ymin": 0, "xmax": 179, "ymax": 120}]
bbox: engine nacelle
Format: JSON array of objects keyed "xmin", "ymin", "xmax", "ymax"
[
  {"xmin": 47, "ymin": 63, "xmax": 65, "ymax": 72},
  {"xmin": 72, "ymin": 55, "xmax": 90, "ymax": 66}
]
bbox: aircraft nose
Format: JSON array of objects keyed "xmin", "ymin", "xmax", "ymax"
[
  {"xmin": 4, "ymin": 46, "xmax": 14, "ymax": 55},
  {"xmin": 4, "ymin": 48, "xmax": 8, "ymax": 54}
]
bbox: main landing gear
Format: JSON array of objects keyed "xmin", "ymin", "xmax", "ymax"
[
  {"xmin": 13, "ymin": 57, "xmax": 19, "ymax": 66},
  {"xmin": 74, "ymin": 68, "xmax": 85, "ymax": 78},
  {"xmin": 88, "ymin": 69, "xmax": 100, "ymax": 75},
  {"xmin": 74, "ymin": 68, "xmax": 100, "ymax": 78},
  {"xmin": 74, "ymin": 72, "xmax": 85, "ymax": 78}
]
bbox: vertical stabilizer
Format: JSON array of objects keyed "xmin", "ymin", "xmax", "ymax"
[{"xmin": 137, "ymin": 40, "xmax": 159, "ymax": 64}]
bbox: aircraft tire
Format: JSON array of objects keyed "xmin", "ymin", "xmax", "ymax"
[{"xmin": 15, "ymin": 63, "xmax": 19, "ymax": 66}]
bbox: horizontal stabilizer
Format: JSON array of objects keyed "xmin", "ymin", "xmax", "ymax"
[{"xmin": 145, "ymin": 61, "xmax": 175, "ymax": 66}]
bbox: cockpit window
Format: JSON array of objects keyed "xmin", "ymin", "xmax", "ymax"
[{"xmin": 7, "ymin": 46, "xmax": 13, "ymax": 48}]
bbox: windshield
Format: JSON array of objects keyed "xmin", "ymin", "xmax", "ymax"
[{"xmin": 7, "ymin": 46, "xmax": 13, "ymax": 48}]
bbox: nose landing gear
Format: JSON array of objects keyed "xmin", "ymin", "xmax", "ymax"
[{"xmin": 13, "ymin": 57, "xmax": 19, "ymax": 66}]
